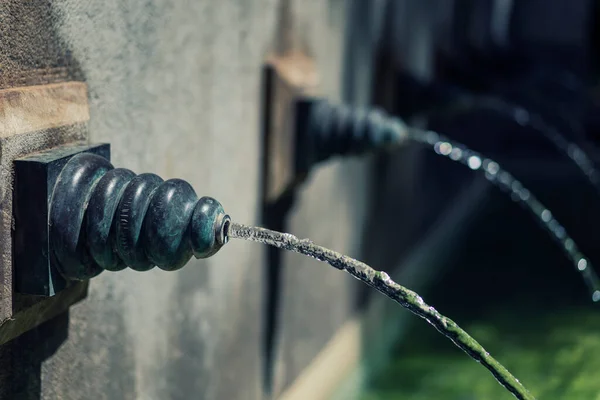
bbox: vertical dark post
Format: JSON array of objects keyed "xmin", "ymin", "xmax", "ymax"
[
  {"xmin": 260, "ymin": 58, "xmax": 302, "ymax": 395},
  {"xmin": 261, "ymin": 11, "xmax": 318, "ymax": 389},
  {"xmin": 260, "ymin": 63, "xmax": 278, "ymax": 395}
]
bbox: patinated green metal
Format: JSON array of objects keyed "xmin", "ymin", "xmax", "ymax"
[
  {"xmin": 51, "ymin": 151, "xmax": 230, "ymax": 280},
  {"xmin": 14, "ymin": 144, "xmax": 110, "ymax": 296},
  {"xmin": 15, "ymin": 143, "xmax": 230, "ymax": 296}
]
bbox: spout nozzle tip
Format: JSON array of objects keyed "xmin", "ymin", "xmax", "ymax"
[{"xmin": 216, "ymin": 214, "xmax": 231, "ymax": 247}]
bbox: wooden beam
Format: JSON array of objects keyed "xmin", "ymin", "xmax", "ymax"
[
  {"xmin": 0, "ymin": 82, "xmax": 90, "ymax": 340},
  {"xmin": 0, "ymin": 82, "xmax": 89, "ymax": 138}
]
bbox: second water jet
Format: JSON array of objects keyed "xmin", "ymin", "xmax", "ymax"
[{"xmin": 297, "ymin": 99, "xmax": 600, "ymax": 302}]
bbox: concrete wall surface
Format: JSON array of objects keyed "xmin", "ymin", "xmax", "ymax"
[{"xmin": 0, "ymin": 1, "xmax": 381, "ymax": 399}]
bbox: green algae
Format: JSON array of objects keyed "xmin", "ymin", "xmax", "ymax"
[
  {"xmin": 361, "ymin": 308, "xmax": 600, "ymax": 400},
  {"xmin": 358, "ymin": 194, "xmax": 600, "ymax": 400}
]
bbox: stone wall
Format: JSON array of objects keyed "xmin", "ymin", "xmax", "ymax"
[{"xmin": 0, "ymin": 1, "xmax": 380, "ymax": 399}]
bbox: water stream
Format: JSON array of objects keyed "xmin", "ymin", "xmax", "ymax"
[
  {"xmin": 228, "ymin": 222, "xmax": 535, "ymax": 400},
  {"xmin": 226, "ymin": 122, "xmax": 600, "ymax": 399},
  {"xmin": 360, "ymin": 219, "xmax": 600, "ymax": 399},
  {"xmin": 404, "ymin": 127, "xmax": 600, "ymax": 302},
  {"xmin": 304, "ymin": 99, "xmax": 598, "ymax": 299},
  {"xmin": 419, "ymin": 96, "xmax": 600, "ymax": 194}
]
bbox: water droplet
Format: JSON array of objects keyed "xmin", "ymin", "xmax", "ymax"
[
  {"xmin": 392, "ymin": 120, "xmax": 408, "ymax": 140},
  {"xmin": 426, "ymin": 131, "xmax": 439, "ymax": 145},
  {"xmin": 499, "ymin": 172, "xmax": 511, "ymax": 185},
  {"xmin": 567, "ymin": 144, "xmax": 584, "ymax": 161},
  {"xmin": 485, "ymin": 161, "xmax": 499, "ymax": 175},
  {"xmin": 468, "ymin": 156, "xmax": 482, "ymax": 170},
  {"xmin": 450, "ymin": 148, "xmax": 462, "ymax": 161},
  {"xmin": 476, "ymin": 98, "xmax": 600, "ymax": 195},
  {"xmin": 554, "ymin": 226, "xmax": 566, "ymax": 240},
  {"xmin": 513, "ymin": 108, "xmax": 530, "ymax": 125},
  {"xmin": 379, "ymin": 271, "xmax": 391, "ymax": 283},
  {"xmin": 412, "ymin": 128, "xmax": 600, "ymax": 301},
  {"xmin": 541, "ymin": 209, "xmax": 552, "ymax": 222},
  {"xmin": 564, "ymin": 239, "xmax": 574, "ymax": 251},
  {"xmin": 439, "ymin": 142, "xmax": 452, "ymax": 156}
]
